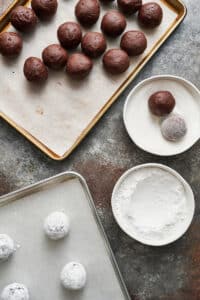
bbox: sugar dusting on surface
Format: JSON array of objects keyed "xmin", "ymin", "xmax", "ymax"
[{"xmin": 113, "ymin": 167, "xmax": 188, "ymax": 243}]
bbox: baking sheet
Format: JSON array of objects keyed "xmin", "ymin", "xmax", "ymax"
[
  {"xmin": 0, "ymin": 0, "xmax": 183, "ymax": 158},
  {"xmin": 0, "ymin": 172, "xmax": 130, "ymax": 300}
]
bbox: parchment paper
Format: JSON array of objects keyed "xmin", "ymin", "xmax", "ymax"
[
  {"xmin": 0, "ymin": 0, "xmax": 177, "ymax": 156},
  {"xmin": 0, "ymin": 176, "xmax": 129, "ymax": 299}
]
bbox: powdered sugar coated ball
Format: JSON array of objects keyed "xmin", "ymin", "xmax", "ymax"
[
  {"xmin": 161, "ymin": 114, "xmax": 187, "ymax": 142},
  {"xmin": 60, "ymin": 262, "xmax": 87, "ymax": 290},
  {"xmin": 1, "ymin": 283, "xmax": 29, "ymax": 300},
  {"xmin": 44, "ymin": 211, "xmax": 70, "ymax": 240},
  {"xmin": 0, "ymin": 234, "xmax": 15, "ymax": 262}
]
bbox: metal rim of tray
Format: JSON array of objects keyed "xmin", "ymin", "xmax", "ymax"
[{"xmin": 0, "ymin": 171, "xmax": 131, "ymax": 300}]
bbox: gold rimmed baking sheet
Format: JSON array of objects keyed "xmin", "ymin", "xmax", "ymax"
[{"xmin": 0, "ymin": 0, "xmax": 186, "ymax": 160}]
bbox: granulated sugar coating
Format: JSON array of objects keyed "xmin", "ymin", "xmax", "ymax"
[
  {"xmin": 0, "ymin": 234, "xmax": 15, "ymax": 262},
  {"xmin": 161, "ymin": 114, "xmax": 187, "ymax": 142},
  {"xmin": 44, "ymin": 211, "xmax": 70, "ymax": 240},
  {"xmin": 1, "ymin": 283, "xmax": 29, "ymax": 300},
  {"xmin": 112, "ymin": 165, "xmax": 192, "ymax": 245},
  {"xmin": 60, "ymin": 262, "xmax": 87, "ymax": 290}
]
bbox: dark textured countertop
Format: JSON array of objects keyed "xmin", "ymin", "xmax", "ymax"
[{"xmin": 0, "ymin": 0, "xmax": 200, "ymax": 299}]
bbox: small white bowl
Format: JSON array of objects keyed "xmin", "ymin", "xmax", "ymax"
[
  {"xmin": 111, "ymin": 163, "xmax": 195, "ymax": 246},
  {"xmin": 123, "ymin": 75, "xmax": 200, "ymax": 156}
]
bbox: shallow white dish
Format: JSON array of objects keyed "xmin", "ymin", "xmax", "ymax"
[
  {"xmin": 123, "ymin": 75, "xmax": 200, "ymax": 156},
  {"xmin": 111, "ymin": 164, "xmax": 195, "ymax": 246}
]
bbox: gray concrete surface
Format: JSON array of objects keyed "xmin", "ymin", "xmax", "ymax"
[{"xmin": 0, "ymin": 0, "xmax": 200, "ymax": 299}]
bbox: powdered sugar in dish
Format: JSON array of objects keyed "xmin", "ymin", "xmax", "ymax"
[{"xmin": 112, "ymin": 165, "xmax": 194, "ymax": 245}]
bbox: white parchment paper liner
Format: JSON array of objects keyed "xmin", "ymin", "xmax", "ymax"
[{"xmin": 0, "ymin": 0, "xmax": 177, "ymax": 156}]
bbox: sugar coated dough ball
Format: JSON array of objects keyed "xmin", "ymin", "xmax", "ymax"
[
  {"xmin": 44, "ymin": 211, "xmax": 70, "ymax": 240},
  {"xmin": 1, "ymin": 283, "xmax": 29, "ymax": 300},
  {"xmin": 161, "ymin": 114, "xmax": 187, "ymax": 142},
  {"xmin": 60, "ymin": 262, "xmax": 87, "ymax": 290},
  {"xmin": 0, "ymin": 234, "xmax": 15, "ymax": 262}
]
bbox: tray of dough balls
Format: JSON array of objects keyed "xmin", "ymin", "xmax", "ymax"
[
  {"xmin": 0, "ymin": 172, "xmax": 131, "ymax": 300},
  {"xmin": 0, "ymin": 0, "xmax": 186, "ymax": 159}
]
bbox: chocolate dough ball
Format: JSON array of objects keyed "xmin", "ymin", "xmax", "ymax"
[
  {"xmin": 138, "ymin": 2, "xmax": 163, "ymax": 28},
  {"xmin": 57, "ymin": 22, "xmax": 82, "ymax": 50},
  {"xmin": 24, "ymin": 57, "xmax": 48, "ymax": 82},
  {"xmin": 101, "ymin": 10, "xmax": 126, "ymax": 37},
  {"xmin": 10, "ymin": 6, "xmax": 37, "ymax": 32},
  {"xmin": 42, "ymin": 44, "xmax": 68, "ymax": 69},
  {"xmin": 66, "ymin": 53, "xmax": 93, "ymax": 79},
  {"xmin": 75, "ymin": 0, "xmax": 100, "ymax": 26},
  {"xmin": 148, "ymin": 91, "xmax": 175, "ymax": 116},
  {"xmin": 103, "ymin": 49, "xmax": 130, "ymax": 74},
  {"xmin": 0, "ymin": 32, "xmax": 22, "ymax": 56},
  {"xmin": 31, "ymin": 0, "xmax": 58, "ymax": 19},
  {"xmin": 117, "ymin": 0, "xmax": 142, "ymax": 15},
  {"xmin": 81, "ymin": 32, "xmax": 106, "ymax": 58},
  {"xmin": 120, "ymin": 30, "xmax": 147, "ymax": 56}
]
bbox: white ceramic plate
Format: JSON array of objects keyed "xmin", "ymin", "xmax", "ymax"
[
  {"xmin": 123, "ymin": 75, "xmax": 200, "ymax": 156},
  {"xmin": 111, "ymin": 164, "xmax": 195, "ymax": 246}
]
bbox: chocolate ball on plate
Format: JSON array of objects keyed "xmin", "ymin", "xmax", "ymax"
[
  {"xmin": 161, "ymin": 114, "xmax": 187, "ymax": 142},
  {"xmin": 120, "ymin": 30, "xmax": 147, "ymax": 56},
  {"xmin": 0, "ymin": 32, "xmax": 22, "ymax": 56},
  {"xmin": 101, "ymin": 10, "xmax": 126, "ymax": 37},
  {"xmin": 66, "ymin": 53, "xmax": 93, "ymax": 79},
  {"xmin": 10, "ymin": 6, "xmax": 37, "ymax": 32},
  {"xmin": 57, "ymin": 22, "xmax": 82, "ymax": 50},
  {"xmin": 103, "ymin": 49, "xmax": 130, "ymax": 74},
  {"xmin": 31, "ymin": 0, "xmax": 58, "ymax": 19},
  {"xmin": 117, "ymin": 0, "xmax": 142, "ymax": 15},
  {"xmin": 24, "ymin": 57, "xmax": 48, "ymax": 82},
  {"xmin": 148, "ymin": 91, "xmax": 175, "ymax": 117},
  {"xmin": 42, "ymin": 44, "xmax": 68, "ymax": 69},
  {"xmin": 138, "ymin": 2, "xmax": 163, "ymax": 28},
  {"xmin": 75, "ymin": 0, "xmax": 100, "ymax": 26},
  {"xmin": 81, "ymin": 32, "xmax": 107, "ymax": 58}
]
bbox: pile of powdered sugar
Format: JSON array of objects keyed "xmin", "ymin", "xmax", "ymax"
[{"xmin": 113, "ymin": 167, "xmax": 188, "ymax": 243}]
